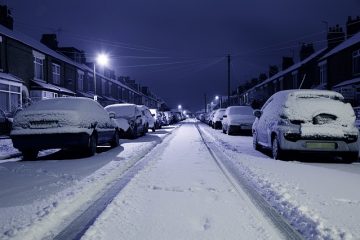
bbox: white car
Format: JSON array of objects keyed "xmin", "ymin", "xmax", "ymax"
[
  {"xmin": 252, "ymin": 90, "xmax": 359, "ymax": 162},
  {"xmin": 212, "ymin": 108, "xmax": 226, "ymax": 129},
  {"xmin": 222, "ymin": 106, "xmax": 255, "ymax": 135},
  {"xmin": 138, "ymin": 105, "xmax": 156, "ymax": 132},
  {"xmin": 11, "ymin": 97, "xmax": 119, "ymax": 159},
  {"xmin": 105, "ymin": 104, "xmax": 146, "ymax": 139}
]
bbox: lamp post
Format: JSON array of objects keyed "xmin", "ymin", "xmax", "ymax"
[
  {"xmin": 178, "ymin": 104, "xmax": 182, "ymax": 111},
  {"xmin": 93, "ymin": 53, "xmax": 109, "ymax": 101}
]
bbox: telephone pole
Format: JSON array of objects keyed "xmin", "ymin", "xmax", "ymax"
[
  {"xmin": 227, "ymin": 54, "xmax": 231, "ymax": 107},
  {"xmin": 204, "ymin": 93, "xmax": 207, "ymax": 113}
]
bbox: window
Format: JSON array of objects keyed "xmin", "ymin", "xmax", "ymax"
[
  {"xmin": 33, "ymin": 51, "xmax": 45, "ymax": 80},
  {"xmin": 52, "ymin": 63, "xmax": 60, "ymax": 85},
  {"xmin": 353, "ymin": 49, "xmax": 360, "ymax": 75},
  {"xmin": 292, "ymin": 71, "xmax": 298, "ymax": 89},
  {"xmin": 319, "ymin": 61, "xmax": 327, "ymax": 85},
  {"xmin": 77, "ymin": 71, "xmax": 84, "ymax": 91},
  {"xmin": 0, "ymin": 80, "xmax": 22, "ymax": 113}
]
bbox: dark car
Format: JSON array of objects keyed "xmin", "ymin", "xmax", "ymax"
[
  {"xmin": 11, "ymin": 97, "xmax": 119, "ymax": 159},
  {"xmin": 0, "ymin": 109, "xmax": 12, "ymax": 136}
]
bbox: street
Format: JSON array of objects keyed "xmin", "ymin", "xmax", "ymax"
[{"xmin": 1, "ymin": 120, "xmax": 360, "ymax": 239}]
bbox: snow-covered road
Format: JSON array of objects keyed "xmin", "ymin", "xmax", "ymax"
[
  {"xmin": 81, "ymin": 121, "xmax": 286, "ymax": 240},
  {"xmin": 1, "ymin": 120, "xmax": 360, "ymax": 239}
]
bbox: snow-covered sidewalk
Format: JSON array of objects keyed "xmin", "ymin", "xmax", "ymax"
[{"xmin": 82, "ymin": 122, "xmax": 284, "ymax": 240}]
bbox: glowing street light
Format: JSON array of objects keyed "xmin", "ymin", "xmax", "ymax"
[
  {"xmin": 178, "ymin": 104, "xmax": 182, "ymax": 110},
  {"xmin": 215, "ymin": 95, "xmax": 219, "ymax": 100},
  {"xmin": 93, "ymin": 53, "xmax": 109, "ymax": 101}
]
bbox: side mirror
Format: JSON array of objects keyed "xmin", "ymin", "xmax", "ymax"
[
  {"xmin": 223, "ymin": 115, "xmax": 227, "ymax": 118},
  {"xmin": 151, "ymin": 114, "xmax": 155, "ymax": 117},
  {"xmin": 109, "ymin": 112, "xmax": 116, "ymax": 119},
  {"xmin": 253, "ymin": 110, "xmax": 262, "ymax": 118}
]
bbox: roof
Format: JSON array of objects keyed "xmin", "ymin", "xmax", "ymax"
[
  {"xmin": 0, "ymin": 72, "xmax": 24, "ymax": 83},
  {"xmin": 246, "ymin": 48, "xmax": 327, "ymax": 92},
  {"xmin": 321, "ymin": 32, "xmax": 360, "ymax": 60},
  {"xmin": 31, "ymin": 80, "xmax": 75, "ymax": 95},
  {"xmin": 333, "ymin": 77, "xmax": 360, "ymax": 88}
]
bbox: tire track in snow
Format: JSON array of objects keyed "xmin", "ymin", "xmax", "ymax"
[
  {"xmin": 195, "ymin": 123, "xmax": 304, "ymax": 240},
  {"xmin": 53, "ymin": 127, "xmax": 180, "ymax": 240}
]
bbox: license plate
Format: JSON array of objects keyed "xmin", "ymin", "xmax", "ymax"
[{"xmin": 305, "ymin": 142, "xmax": 336, "ymax": 150}]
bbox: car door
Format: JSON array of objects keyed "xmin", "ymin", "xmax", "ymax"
[{"xmin": 134, "ymin": 108, "xmax": 143, "ymax": 132}]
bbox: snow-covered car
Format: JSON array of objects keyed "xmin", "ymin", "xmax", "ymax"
[
  {"xmin": 164, "ymin": 111, "xmax": 173, "ymax": 125},
  {"xmin": 105, "ymin": 103, "xmax": 147, "ymax": 139},
  {"xmin": 138, "ymin": 105, "xmax": 156, "ymax": 132},
  {"xmin": 150, "ymin": 109, "xmax": 162, "ymax": 129},
  {"xmin": 212, "ymin": 108, "xmax": 226, "ymax": 129},
  {"xmin": 252, "ymin": 90, "xmax": 359, "ymax": 162},
  {"xmin": 10, "ymin": 97, "xmax": 119, "ymax": 159},
  {"xmin": 207, "ymin": 111, "xmax": 216, "ymax": 126},
  {"xmin": 222, "ymin": 106, "xmax": 255, "ymax": 135},
  {"xmin": 0, "ymin": 109, "xmax": 12, "ymax": 136}
]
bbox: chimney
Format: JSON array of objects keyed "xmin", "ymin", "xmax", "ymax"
[
  {"xmin": 268, "ymin": 65, "xmax": 279, "ymax": 78},
  {"xmin": 40, "ymin": 34, "xmax": 58, "ymax": 50},
  {"xmin": 0, "ymin": 5, "xmax": 14, "ymax": 30},
  {"xmin": 346, "ymin": 16, "xmax": 360, "ymax": 39},
  {"xmin": 282, "ymin": 57, "xmax": 294, "ymax": 70},
  {"xmin": 299, "ymin": 43, "xmax": 315, "ymax": 61},
  {"xmin": 327, "ymin": 24, "xmax": 345, "ymax": 49}
]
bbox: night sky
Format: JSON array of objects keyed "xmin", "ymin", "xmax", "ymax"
[{"xmin": 4, "ymin": 0, "xmax": 360, "ymax": 111}]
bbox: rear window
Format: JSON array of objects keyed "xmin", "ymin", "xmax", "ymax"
[
  {"xmin": 228, "ymin": 106, "xmax": 253, "ymax": 115},
  {"xmin": 105, "ymin": 105, "xmax": 135, "ymax": 117},
  {"xmin": 27, "ymin": 97, "xmax": 97, "ymax": 111}
]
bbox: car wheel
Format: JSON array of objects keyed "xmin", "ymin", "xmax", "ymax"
[
  {"xmin": 253, "ymin": 132, "xmax": 260, "ymax": 150},
  {"xmin": 152, "ymin": 127, "xmax": 155, "ymax": 132},
  {"xmin": 342, "ymin": 152, "xmax": 358, "ymax": 164},
  {"xmin": 110, "ymin": 130, "xmax": 120, "ymax": 148},
  {"xmin": 21, "ymin": 149, "xmax": 39, "ymax": 160},
  {"xmin": 86, "ymin": 134, "xmax": 97, "ymax": 156},
  {"xmin": 272, "ymin": 136, "xmax": 284, "ymax": 160},
  {"xmin": 222, "ymin": 127, "xmax": 226, "ymax": 134}
]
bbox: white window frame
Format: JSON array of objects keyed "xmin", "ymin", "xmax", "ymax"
[
  {"xmin": 77, "ymin": 70, "xmax": 84, "ymax": 92},
  {"xmin": 0, "ymin": 79, "xmax": 22, "ymax": 113},
  {"xmin": 52, "ymin": 63, "xmax": 60, "ymax": 85},
  {"xmin": 33, "ymin": 51, "xmax": 45, "ymax": 81},
  {"xmin": 353, "ymin": 49, "xmax": 360, "ymax": 75},
  {"xmin": 319, "ymin": 61, "xmax": 327, "ymax": 85}
]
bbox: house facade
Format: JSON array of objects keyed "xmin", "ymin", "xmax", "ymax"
[{"xmin": 0, "ymin": 7, "xmax": 164, "ymax": 114}]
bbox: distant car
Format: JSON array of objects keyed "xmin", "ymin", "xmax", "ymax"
[
  {"xmin": 252, "ymin": 90, "xmax": 359, "ymax": 162},
  {"xmin": 212, "ymin": 108, "xmax": 226, "ymax": 129},
  {"xmin": 164, "ymin": 111, "xmax": 173, "ymax": 125},
  {"xmin": 222, "ymin": 106, "xmax": 255, "ymax": 135},
  {"xmin": 138, "ymin": 105, "xmax": 156, "ymax": 132},
  {"xmin": 0, "ymin": 109, "xmax": 12, "ymax": 136},
  {"xmin": 150, "ymin": 109, "xmax": 162, "ymax": 129},
  {"xmin": 207, "ymin": 111, "xmax": 216, "ymax": 126},
  {"xmin": 105, "ymin": 103, "xmax": 147, "ymax": 138},
  {"xmin": 11, "ymin": 97, "xmax": 119, "ymax": 159}
]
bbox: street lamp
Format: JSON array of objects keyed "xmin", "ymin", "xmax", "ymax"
[
  {"xmin": 178, "ymin": 104, "xmax": 182, "ymax": 110},
  {"xmin": 93, "ymin": 53, "xmax": 109, "ymax": 101},
  {"xmin": 215, "ymin": 95, "xmax": 222, "ymax": 108}
]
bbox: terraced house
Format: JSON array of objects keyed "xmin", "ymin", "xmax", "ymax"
[
  {"xmin": 237, "ymin": 16, "xmax": 360, "ymax": 108},
  {"xmin": 0, "ymin": 4, "xmax": 164, "ymax": 115}
]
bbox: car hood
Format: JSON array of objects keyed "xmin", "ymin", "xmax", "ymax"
[{"xmin": 114, "ymin": 117, "xmax": 130, "ymax": 131}]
